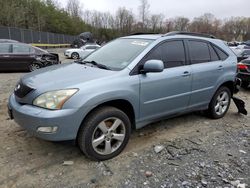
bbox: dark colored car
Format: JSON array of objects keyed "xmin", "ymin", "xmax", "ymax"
[
  {"xmin": 237, "ymin": 57, "xmax": 250, "ymax": 88},
  {"xmin": 237, "ymin": 49, "xmax": 250, "ymax": 62},
  {"xmin": 0, "ymin": 42, "xmax": 60, "ymax": 72}
]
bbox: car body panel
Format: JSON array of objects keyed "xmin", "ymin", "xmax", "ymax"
[
  {"xmin": 8, "ymin": 34, "xmax": 237, "ymax": 141},
  {"xmin": 64, "ymin": 44, "xmax": 100, "ymax": 59},
  {"xmin": 0, "ymin": 42, "xmax": 60, "ymax": 72}
]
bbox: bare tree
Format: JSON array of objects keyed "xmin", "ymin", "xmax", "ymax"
[
  {"xmin": 138, "ymin": 0, "xmax": 150, "ymax": 29},
  {"xmin": 115, "ymin": 7, "xmax": 135, "ymax": 35},
  {"xmin": 172, "ymin": 17, "xmax": 190, "ymax": 31},
  {"xmin": 150, "ymin": 14, "xmax": 164, "ymax": 32},
  {"xmin": 66, "ymin": 0, "xmax": 83, "ymax": 18}
]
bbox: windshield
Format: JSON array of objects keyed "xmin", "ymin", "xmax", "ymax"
[
  {"xmin": 33, "ymin": 46, "xmax": 48, "ymax": 54},
  {"xmin": 83, "ymin": 38, "xmax": 153, "ymax": 70}
]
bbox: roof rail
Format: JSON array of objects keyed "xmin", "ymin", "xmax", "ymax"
[
  {"xmin": 131, "ymin": 32, "xmax": 159, "ymax": 35},
  {"xmin": 164, "ymin": 31, "xmax": 216, "ymax": 39}
]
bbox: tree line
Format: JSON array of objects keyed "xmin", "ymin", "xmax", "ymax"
[{"xmin": 0, "ymin": 0, "xmax": 249, "ymax": 42}]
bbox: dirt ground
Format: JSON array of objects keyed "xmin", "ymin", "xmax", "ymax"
[{"xmin": 0, "ymin": 49, "xmax": 249, "ymax": 188}]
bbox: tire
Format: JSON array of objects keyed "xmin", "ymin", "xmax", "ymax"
[
  {"xmin": 241, "ymin": 81, "xmax": 249, "ymax": 89},
  {"xmin": 29, "ymin": 63, "xmax": 41, "ymax": 71},
  {"xmin": 207, "ymin": 86, "xmax": 231, "ymax": 119},
  {"xmin": 71, "ymin": 52, "xmax": 79, "ymax": 59},
  {"xmin": 77, "ymin": 106, "xmax": 131, "ymax": 161}
]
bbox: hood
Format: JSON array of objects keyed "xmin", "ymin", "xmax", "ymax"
[{"xmin": 21, "ymin": 63, "xmax": 114, "ymax": 90}]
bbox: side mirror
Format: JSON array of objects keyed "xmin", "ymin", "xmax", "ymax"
[{"xmin": 141, "ymin": 60, "xmax": 164, "ymax": 74}]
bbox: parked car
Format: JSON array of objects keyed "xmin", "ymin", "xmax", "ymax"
[
  {"xmin": 0, "ymin": 39, "xmax": 19, "ymax": 43},
  {"xmin": 237, "ymin": 57, "xmax": 250, "ymax": 89},
  {"xmin": 64, "ymin": 44, "xmax": 100, "ymax": 59},
  {"xmin": 8, "ymin": 32, "xmax": 237, "ymax": 161},
  {"xmin": 0, "ymin": 42, "xmax": 60, "ymax": 72},
  {"xmin": 237, "ymin": 49, "xmax": 250, "ymax": 62}
]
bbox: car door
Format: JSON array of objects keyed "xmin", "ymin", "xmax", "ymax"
[
  {"xmin": 0, "ymin": 43, "xmax": 12, "ymax": 71},
  {"xmin": 187, "ymin": 39, "xmax": 228, "ymax": 108},
  {"xmin": 11, "ymin": 43, "xmax": 35, "ymax": 71},
  {"xmin": 139, "ymin": 40, "xmax": 192, "ymax": 121}
]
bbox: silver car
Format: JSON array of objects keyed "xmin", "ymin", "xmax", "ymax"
[
  {"xmin": 8, "ymin": 32, "xmax": 237, "ymax": 160},
  {"xmin": 64, "ymin": 44, "xmax": 100, "ymax": 59}
]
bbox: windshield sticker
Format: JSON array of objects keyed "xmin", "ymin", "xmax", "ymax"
[{"xmin": 131, "ymin": 41, "xmax": 149, "ymax": 46}]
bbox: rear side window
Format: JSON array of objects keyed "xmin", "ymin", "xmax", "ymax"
[
  {"xmin": 144, "ymin": 40, "xmax": 186, "ymax": 68},
  {"xmin": 12, "ymin": 44, "xmax": 33, "ymax": 53},
  {"xmin": 0, "ymin": 44, "xmax": 11, "ymax": 53},
  {"xmin": 189, "ymin": 41, "xmax": 210, "ymax": 64},
  {"xmin": 213, "ymin": 45, "xmax": 228, "ymax": 60},
  {"xmin": 208, "ymin": 44, "xmax": 220, "ymax": 61}
]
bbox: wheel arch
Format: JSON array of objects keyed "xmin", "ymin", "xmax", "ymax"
[
  {"xmin": 77, "ymin": 99, "xmax": 136, "ymax": 137},
  {"xmin": 217, "ymin": 80, "xmax": 234, "ymax": 96}
]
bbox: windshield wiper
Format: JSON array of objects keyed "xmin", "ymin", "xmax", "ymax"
[{"xmin": 81, "ymin": 60, "xmax": 111, "ymax": 70}]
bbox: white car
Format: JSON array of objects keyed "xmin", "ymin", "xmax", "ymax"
[{"xmin": 64, "ymin": 44, "xmax": 100, "ymax": 59}]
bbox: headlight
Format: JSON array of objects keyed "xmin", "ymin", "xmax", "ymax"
[{"xmin": 33, "ymin": 89, "xmax": 78, "ymax": 110}]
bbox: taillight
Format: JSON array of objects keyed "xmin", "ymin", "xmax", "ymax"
[{"xmin": 237, "ymin": 63, "xmax": 248, "ymax": 70}]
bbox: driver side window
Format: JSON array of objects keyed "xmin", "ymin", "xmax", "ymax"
[{"xmin": 144, "ymin": 40, "xmax": 186, "ymax": 68}]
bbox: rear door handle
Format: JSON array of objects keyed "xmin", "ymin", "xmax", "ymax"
[
  {"xmin": 3, "ymin": 55, "xmax": 10, "ymax": 57},
  {"xmin": 182, "ymin": 71, "xmax": 191, "ymax": 77},
  {"xmin": 217, "ymin": 65, "xmax": 224, "ymax": 70}
]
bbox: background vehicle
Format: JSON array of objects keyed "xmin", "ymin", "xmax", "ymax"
[
  {"xmin": 237, "ymin": 57, "xmax": 250, "ymax": 89},
  {"xmin": 0, "ymin": 39, "xmax": 19, "ymax": 43},
  {"xmin": 230, "ymin": 44, "xmax": 250, "ymax": 62},
  {"xmin": 0, "ymin": 41, "xmax": 60, "ymax": 72},
  {"xmin": 8, "ymin": 32, "xmax": 237, "ymax": 161},
  {"xmin": 70, "ymin": 32, "xmax": 95, "ymax": 48},
  {"xmin": 64, "ymin": 44, "xmax": 100, "ymax": 59}
]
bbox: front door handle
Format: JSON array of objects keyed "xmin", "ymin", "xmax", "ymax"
[
  {"xmin": 182, "ymin": 71, "xmax": 191, "ymax": 77},
  {"xmin": 3, "ymin": 55, "xmax": 10, "ymax": 58},
  {"xmin": 217, "ymin": 65, "xmax": 224, "ymax": 70}
]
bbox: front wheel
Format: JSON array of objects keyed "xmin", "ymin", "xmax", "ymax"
[
  {"xmin": 71, "ymin": 52, "xmax": 79, "ymax": 59},
  {"xmin": 77, "ymin": 106, "xmax": 131, "ymax": 161},
  {"xmin": 207, "ymin": 86, "xmax": 231, "ymax": 119}
]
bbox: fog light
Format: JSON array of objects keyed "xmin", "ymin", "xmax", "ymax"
[{"xmin": 37, "ymin": 126, "xmax": 58, "ymax": 133}]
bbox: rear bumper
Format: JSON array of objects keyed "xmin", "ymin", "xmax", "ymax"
[
  {"xmin": 8, "ymin": 94, "xmax": 83, "ymax": 141},
  {"xmin": 237, "ymin": 72, "xmax": 250, "ymax": 82}
]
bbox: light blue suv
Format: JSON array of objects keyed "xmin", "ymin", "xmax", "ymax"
[{"xmin": 8, "ymin": 32, "xmax": 237, "ymax": 160}]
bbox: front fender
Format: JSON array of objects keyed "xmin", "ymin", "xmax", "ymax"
[{"xmin": 78, "ymin": 90, "xmax": 139, "ymax": 120}]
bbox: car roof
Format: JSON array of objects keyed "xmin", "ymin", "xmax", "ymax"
[
  {"xmin": 122, "ymin": 31, "xmax": 217, "ymax": 41},
  {"xmin": 0, "ymin": 39, "xmax": 19, "ymax": 43}
]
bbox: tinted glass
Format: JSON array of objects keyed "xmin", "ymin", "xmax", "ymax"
[
  {"xmin": 12, "ymin": 44, "xmax": 33, "ymax": 53},
  {"xmin": 84, "ymin": 38, "xmax": 153, "ymax": 70},
  {"xmin": 213, "ymin": 45, "xmax": 228, "ymax": 60},
  {"xmin": 208, "ymin": 44, "xmax": 219, "ymax": 61},
  {"xmin": 189, "ymin": 41, "xmax": 210, "ymax": 64},
  {"xmin": 242, "ymin": 50, "xmax": 250, "ymax": 55},
  {"xmin": 145, "ymin": 40, "xmax": 186, "ymax": 68},
  {"xmin": 0, "ymin": 44, "xmax": 11, "ymax": 53},
  {"xmin": 86, "ymin": 46, "xmax": 98, "ymax": 50}
]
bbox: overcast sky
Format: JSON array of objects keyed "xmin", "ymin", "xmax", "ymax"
[{"xmin": 61, "ymin": 0, "xmax": 250, "ymax": 19}]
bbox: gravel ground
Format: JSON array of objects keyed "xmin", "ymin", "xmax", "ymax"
[{"xmin": 0, "ymin": 48, "xmax": 249, "ymax": 188}]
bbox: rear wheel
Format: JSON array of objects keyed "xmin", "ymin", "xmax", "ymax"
[
  {"xmin": 71, "ymin": 52, "xmax": 79, "ymax": 59},
  {"xmin": 77, "ymin": 106, "xmax": 131, "ymax": 161},
  {"xmin": 207, "ymin": 86, "xmax": 231, "ymax": 119},
  {"xmin": 29, "ymin": 63, "xmax": 41, "ymax": 71},
  {"xmin": 241, "ymin": 81, "xmax": 249, "ymax": 89}
]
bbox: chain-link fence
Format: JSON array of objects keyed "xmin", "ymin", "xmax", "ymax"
[{"xmin": 0, "ymin": 26, "xmax": 77, "ymax": 44}]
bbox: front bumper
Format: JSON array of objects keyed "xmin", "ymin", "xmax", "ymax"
[
  {"xmin": 64, "ymin": 52, "xmax": 71, "ymax": 58},
  {"xmin": 8, "ymin": 94, "xmax": 83, "ymax": 141}
]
